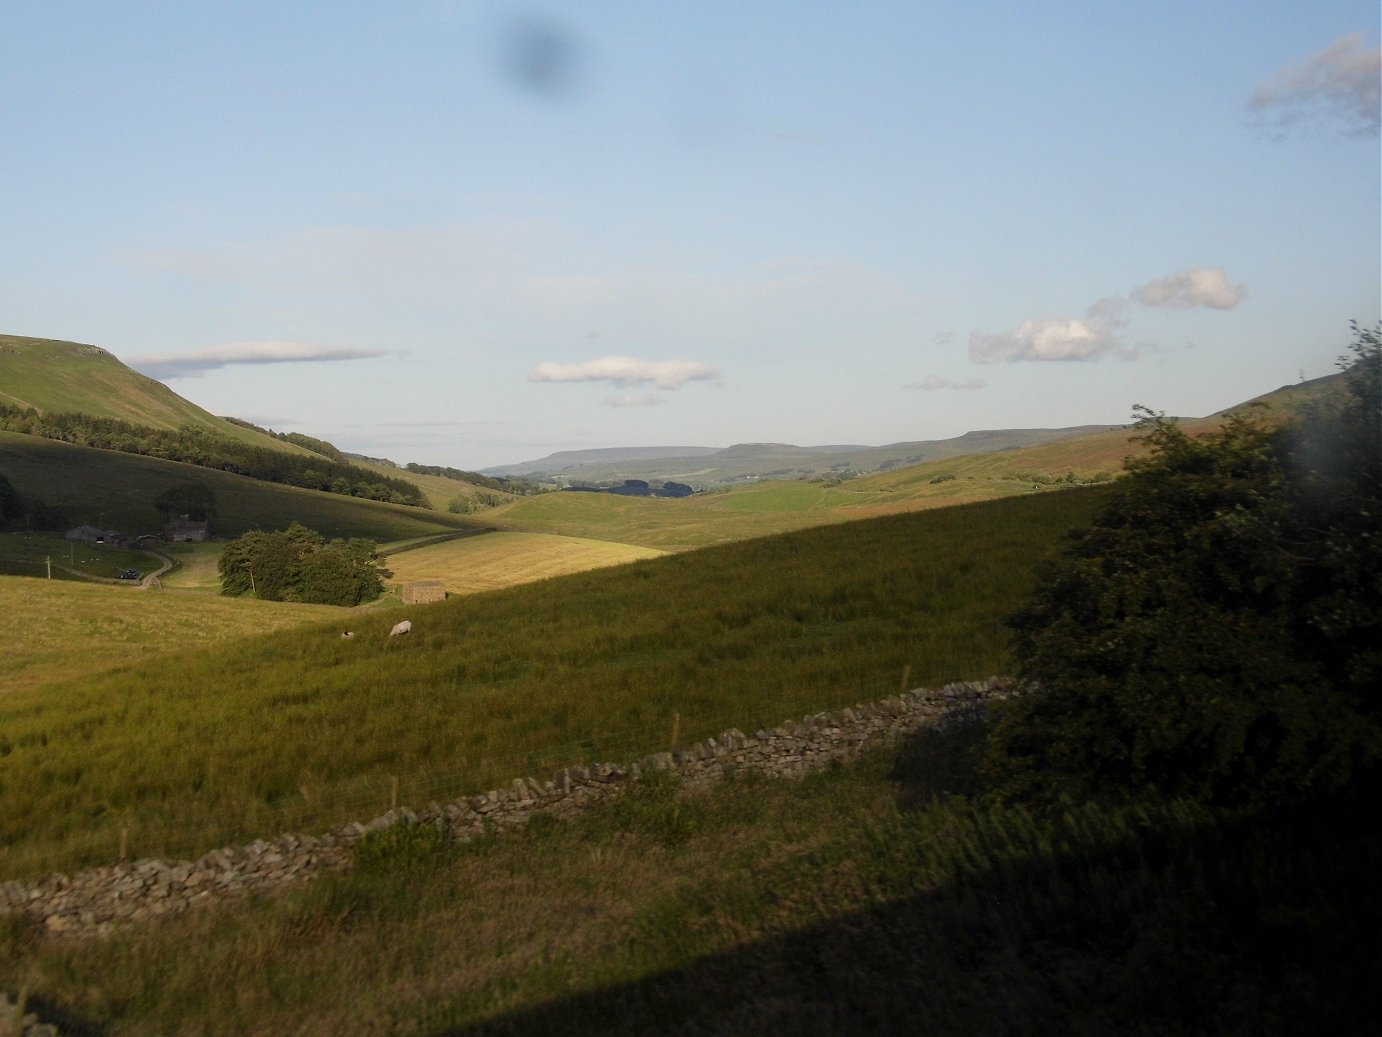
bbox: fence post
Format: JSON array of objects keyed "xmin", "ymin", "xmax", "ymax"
[
  {"xmin": 119, "ymin": 825, "xmax": 129, "ymax": 862},
  {"xmin": 899, "ymin": 665, "xmax": 911, "ymax": 695},
  {"xmin": 390, "ymin": 775, "xmax": 399, "ymax": 811}
]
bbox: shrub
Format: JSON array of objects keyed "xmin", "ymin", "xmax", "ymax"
[{"xmin": 985, "ymin": 325, "xmax": 1382, "ymax": 809}]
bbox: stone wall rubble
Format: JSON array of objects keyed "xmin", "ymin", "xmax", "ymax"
[{"xmin": 1, "ymin": 677, "xmax": 1019, "ymax": 943}]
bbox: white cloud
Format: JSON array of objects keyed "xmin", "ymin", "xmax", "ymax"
[
  {"xmin": 1250, "ymin": 33, "xmax": 1381, "ymax": 137},
  {"xmin": 129, "ymin": 340, "xmax": 390, "ymax": 379},
  {"xmin": 906, "ymin": 375, "xmax": 986, "ymax": 390},
  {"xmin": 1131, "ymin": 268, "xmax": 1248, "ymax": 310},
  {"xmin": 969, "ymin": 297, "xmax": 1131, "ymax": 365},
  {"xmin": 529, "ymin": 355, "xmax": 720, "ymax": 389}
]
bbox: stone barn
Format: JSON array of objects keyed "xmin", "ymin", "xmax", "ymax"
[
  {"xmin": 164, "ymin": 519, "xmax": 209, "ymax": 542},
  {"xmin": 402, "ymin": 579, "xmax": 447, "ymax": 604}
]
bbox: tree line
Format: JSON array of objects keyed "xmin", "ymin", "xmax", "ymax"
[
  {"xmin": 403, "ymin": 462, "xmax": 545, "ymax": 496},
  {"xmin": 0, "ymin": 404, "xmax": 429, "ymax": 508}
]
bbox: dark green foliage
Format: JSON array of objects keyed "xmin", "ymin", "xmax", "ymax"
[
  {"xmin": 279, "ymin": 431, "xmax": 345, "ymax": 462},
  {"xmin": 405, "ymin": 462, "xmax": 517, "ymax": 493},
  {"xmin": 987, "ymin": 325, "xmax": 1382, "ymax": 808},
  {"xmin": 0, "ymin": 403, "xmax": 429, "ymax": 507},
  {"xmin": 153, "ymin": 481, "xmax": 217, "ymax": 522},
  {"xmin": 0, "ymin": 470, "xmax": 22, "ymax": 528},
  {"xmin": 26, "ymin": 500, "xmax": 69, "ymax": 532},
  {"xmin": 217, "ymin": 523, "xmax": 390, "ymax": 605}
]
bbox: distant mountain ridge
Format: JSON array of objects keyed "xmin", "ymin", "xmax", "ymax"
[{"xmin": 482, "ymin": 426, "xmax": 1125, "ymax": 486}]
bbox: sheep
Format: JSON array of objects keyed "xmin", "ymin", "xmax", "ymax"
[{"xmin": 389, "ymin": 620, "xmax": 412, "ymax": 637}]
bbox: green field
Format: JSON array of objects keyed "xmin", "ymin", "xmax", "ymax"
[
  {"xmin": 0, "ymin": 487, "xmax": 1107, "ymax": 879},
  {"xmin": 0, "ymin": 576, "xmax": 344, "ymax": 699},
  {"xmin": 384, "ymin": 531, "xmax": 665, "ymax": 595},
  {"xmin": 0, "ymin": 532, "xmax": 161, "ymax": 582},
  {"xmin": 489, "ymin": 445, "xmax": 1126, "ymax": 551}
]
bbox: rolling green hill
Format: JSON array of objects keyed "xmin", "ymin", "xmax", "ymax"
[
  {"xmin": 0, "ymin": 430, "xmax": 482, "ymax": 540},
  {"xmin": 0, "ymin": 335, "xmax": 317, "ymax": 455}
]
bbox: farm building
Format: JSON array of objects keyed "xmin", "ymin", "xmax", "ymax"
[
  {"xmin": 66, "ymin": 525, "xmax": 124, "ymax": 545},
  {"xmin": 164, "ymin": 519, "xmax": 209, "ymax": 542},
  {"xmin": 402, "ymin": 579, "xmax": 447, "ymax": 604}
]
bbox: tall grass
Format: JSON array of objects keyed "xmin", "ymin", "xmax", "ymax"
[
  {"xmin": 5, "ymin": 734, "xmax": 1374, "ymax": 1036},
  {"xmin": 0, "ymin": 488, "xmax": 1107, "ymax": 878}
]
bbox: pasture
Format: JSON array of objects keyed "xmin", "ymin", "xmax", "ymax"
[
  {"xmin": 0, "ymin": 487, "xmax": 1108, "ymax": 879},
  {"xmin": 384, "ymin": 531, "xmax": 665, "ymax": 595},
  {"xmin": 0, "ymin": 532, "xmax": 160, "ymax": 581},
  {"xmin": 0, "ymin": 576, "xmax": 344, "ymax": 699}
]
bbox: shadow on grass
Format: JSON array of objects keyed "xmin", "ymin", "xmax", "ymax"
[{"xmin": 438, "ymin": 781, "xmax": 1382, "ymax": 1037}]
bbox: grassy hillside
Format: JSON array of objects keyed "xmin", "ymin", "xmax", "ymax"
[
  {"xmin": 487, "ymin": 386, "xmax": 1329, "ymax": 552},
  {"xmin": 0, "ymin": 431, "xmax": 484, "ymax": 540},
  {"xmin": 0, "ymin": 335, "xmax": 316, "ymax": 455},
  {"xmin": 0, "ymin": 486, "xmax": 1107, "ymax": 878},
  {"xmin": 350, "ymin": 459, "xmax": 517, "ymax": 513},
  {"xmin": 0, "ymin": 576, "xmax": 344, "ymax": 699},
  {"xmin": 384, "ymin": 531, "xmax": 664, "ymax": 595}
]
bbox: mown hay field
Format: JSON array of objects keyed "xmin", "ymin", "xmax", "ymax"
[{"xmin": 384, "ymin": 531, "xmax": 665, "ymax": 596}]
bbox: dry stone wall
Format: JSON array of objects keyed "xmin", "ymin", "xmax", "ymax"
[{"xmin": 1, "ymin": 677, "xmax": 1020, "ymax": 943}]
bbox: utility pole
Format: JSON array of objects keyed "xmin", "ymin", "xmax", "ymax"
[{"xmin": 46, "ymin": 556, "xmax": 51, "ymax": 579}]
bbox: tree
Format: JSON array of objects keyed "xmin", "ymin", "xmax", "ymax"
[
  {"xmin": 217, "ymin": 524, "xmax": 389, "ymax": 605},
  {"xmin": 295, "ymin": 539, "xmax": 390, "ymax": 606},
  {"xmin": 154, "ymin": 481, "xmax": 218, "ymax": 522},
  {"xmin": 985, "ymin": 325, "xmax": 1382, "ymax": 809},
  {"xmin": 0, "ymin": 471, "xmax": 23, "ymax": 529}
]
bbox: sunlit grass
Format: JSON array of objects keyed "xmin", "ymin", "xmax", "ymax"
[{"xmin": 0, "ymin": 489, "xmax": 1107, "ymax": 878}]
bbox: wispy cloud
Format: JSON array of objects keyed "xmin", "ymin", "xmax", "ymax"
[
  {"xmin": 906, "ymin": 375, "xmax": 986, "ymax": 390},
  {"xmin": 604, "ymin": 394, "xmax": 664, "ymax": 409},
  {"xmin": 529, "ymin": 355, "xmax": 720, "ymax": 390},
  {"xmin": 1250, "ymin": 33, "xmax": 1381, "ymax": 137},
  {"xmin": 1132, "ymin": 268, "xmax": 1247, "ymax": 310},
  {"xmin": 129, "ymin": 340, "xmax": 390, "ymax": 379}
]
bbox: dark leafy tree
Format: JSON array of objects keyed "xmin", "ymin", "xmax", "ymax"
[
  {"xmin": 154, "ymin": 481, "xmax": 218, "ymax": 522},
  {"xmin": 28, "ymin": 502, "xmax": 70, "ymax": 532},
  {"xmin": 217, "ymin": 523, "xmax": 388, "ymax": 605},
  {"xmin": 295, "ymin": 539, "xmax": 390, "ymax": 606},
  {"xmin": 0, "ymin": 471, "xmax": 23, "ymax": 529},
  {"xmin": 985, "ymin": 324, "xmax": 1382, "ymax": 809}
]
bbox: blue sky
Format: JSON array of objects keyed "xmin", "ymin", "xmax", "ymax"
[{"xmin": 3, "ymin": 2, "xmax": 1378, "ymax": 469}]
